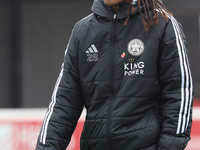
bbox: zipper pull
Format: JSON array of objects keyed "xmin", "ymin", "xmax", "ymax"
[{"xmin": 113, "ymin": 14, "xmax": 117, "ymax": 20}]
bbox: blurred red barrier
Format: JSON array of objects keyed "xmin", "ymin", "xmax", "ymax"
[{"xmin": 0, "ymin": 100, "xmax": 199, "ymax": 150}]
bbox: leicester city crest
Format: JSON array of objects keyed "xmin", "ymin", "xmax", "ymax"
[{"xmin": 128, "ymin": 39, "xmax": 145, "ymax": 56}]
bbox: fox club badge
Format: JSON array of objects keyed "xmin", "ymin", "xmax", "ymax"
[{"xmin": 128, "ymin": 39, "xmax": 145, "ymax": 56}]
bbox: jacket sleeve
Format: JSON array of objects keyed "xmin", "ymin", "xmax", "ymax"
[
  {"xmin": 157, "ymin": 17, "xmax": 193, "ymax": 150},
  {"xmin": 36, "ymin": 24, "xmax": 84, "ymax": 150}
]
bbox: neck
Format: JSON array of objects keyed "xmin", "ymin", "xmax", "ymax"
[{"xmin": 112, "ymin": 5, "xmax": 120, "ymax": 13}]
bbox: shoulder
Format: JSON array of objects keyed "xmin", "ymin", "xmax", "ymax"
[
  {"xmin": 152, "ymin": 12, "xmax": 185, "ymax": 42},
  {"xmin": 74, "ymin": 13, "xmax": 96, "ymax": 33},
  {"xmin": 161, "ymin": 14, "xmax": 186, "ymax": 43}
]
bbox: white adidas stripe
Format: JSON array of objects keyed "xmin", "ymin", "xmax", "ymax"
[
  {"xmin": 80, "ymin": 13, "xmax": 93, "ymax": 22},
  {"xmin": 165, "ymin": 13, "xmax": 193, "ymax": 134},
  {"xmin": 172, "ymin": 18, "xmax": 193, "ymax": 133},
  {"xmin": 40, "ymin": 29, "xmax": 73, "ymax": 144},
  {"xmin": 40, "ymin": 64, "xmax": 64, "ymax": 144},
  {"xmin": 172, "ymin": 18, "xmax": 189, "ymax": 134}
]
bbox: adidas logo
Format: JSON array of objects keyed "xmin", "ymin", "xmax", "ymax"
[
  {"xmin": 86, "ymin": 44, "xmax": 99, "ymax": 54},
  {"xmin": 86, "ymin": 44, "xmax": 99, "ymax": 62}
]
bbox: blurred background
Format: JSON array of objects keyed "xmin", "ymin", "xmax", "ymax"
[
  {"xmin": 0, "ymin": 0, "xmax": 199, "ymax": 149},
  {"xmin": 0, "ymin": 0, "xmax": 199, "ymax": 108}
]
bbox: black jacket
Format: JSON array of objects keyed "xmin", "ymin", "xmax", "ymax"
[{"xmin": 36, "ymin": 0, "xmax": 193, "ymax": 149}]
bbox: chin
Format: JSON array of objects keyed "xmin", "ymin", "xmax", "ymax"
[{"xmin": 104, "ymin": 0, "xmax": 124, "ymax": 6}]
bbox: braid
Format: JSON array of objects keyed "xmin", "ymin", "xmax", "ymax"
[
  {"xmin": 138, "ymin": 0, "xmax": 147, "ymax": 30},
  {"xmin": 124, "ymin": 0, "xmax": 172, "ymax": 31},
  {"xmin": 149, "ymin": 0, "xmax": 159, "ymax": 24},
  {"xmin": 141, "ymin": 0, "xmax": 151, "ymax": 31},
  {"xmin": 124, "ymin": 1, "xmax": 136, "ymax": 26},
  {"xmin": 145, "ymin": 0, "xmax": 153, "ymax": 23}
]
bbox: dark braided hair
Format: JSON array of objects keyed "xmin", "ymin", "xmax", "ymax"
[{"xmin": 124, "ymin": 0, "xmax": 172, "ymax": 31}]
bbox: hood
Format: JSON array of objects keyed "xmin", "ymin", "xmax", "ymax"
[
  {"xmin": 91, "ymin": 0, "xmax": 163, "ymax": 21},
  {"xmin": 91, "ymin": 0, "xmax": 136, "ymax": 20}
]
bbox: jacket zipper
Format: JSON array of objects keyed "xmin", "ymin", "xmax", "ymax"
[
  {"xmin": 108, "ymin": 13, "xmax": 117, "ymax": 149},
  {"xmin": 111, "ymin": 14, "xmax": 117, "ymax": 101}
]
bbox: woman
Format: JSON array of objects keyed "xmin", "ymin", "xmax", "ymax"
[{"xmin": 36, "ymin": 0, "xmax": 193, "ymax": 149}]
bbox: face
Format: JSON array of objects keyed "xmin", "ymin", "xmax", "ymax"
[{"xmin": 104, "ymin": 0, "xmax": 125, "ymax": 6}]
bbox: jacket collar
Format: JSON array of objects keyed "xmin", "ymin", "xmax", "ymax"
[
  {"xmin": 91, "ymin": 0, "xmax": 163, "ymax": 21},
  {"xmin": 91, "ymin": 0, "xmax": 140, "ymax": 21}
]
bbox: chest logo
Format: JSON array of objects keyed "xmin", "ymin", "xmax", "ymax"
[
  {"xmin": 124, "ymin": 58, "xmax": 145, "ymax": 76},
  {"xmin": 85, "ymin": 44, "xmax": 99, "ymax": 62},
  {"xmin": 128, "ymin": 39, "xmax": 145, "ymax": 56}
]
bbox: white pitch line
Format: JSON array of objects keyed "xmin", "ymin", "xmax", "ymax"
[{"xmin": 193, "ymin": 107, "xmax": 200, "ymax": 120}]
